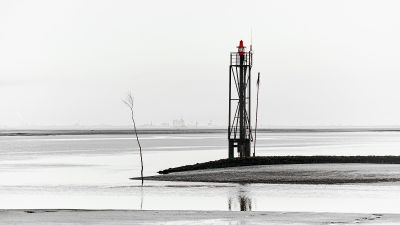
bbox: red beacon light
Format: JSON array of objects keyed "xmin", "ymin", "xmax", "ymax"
[{"xmin": 237, "ymin": 40, "xmax": 246, "ymax": 56}]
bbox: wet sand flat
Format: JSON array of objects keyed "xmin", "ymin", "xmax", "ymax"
[
  {"xmin": 140, "ymin": 163, "xmax": 400, "ymax": 184},
  {"xmin": 0, "ymin": 210, "xmax": 399, "ymax": 225}
]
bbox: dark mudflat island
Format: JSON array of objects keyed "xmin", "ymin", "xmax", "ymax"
[
  {"xmin": 134, "ymin": 156, "xmax": 400, "ymax": 184},
  {"xmin": 158, "ymin": 156, "xmax": 400, "ymax": 174}
]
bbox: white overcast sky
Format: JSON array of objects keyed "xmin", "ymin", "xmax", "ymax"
[{"xmin": 1, "ymin": 0, "xmax": 400, "ymax": 128}]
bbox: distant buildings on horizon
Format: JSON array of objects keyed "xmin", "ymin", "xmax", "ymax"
[{"xmin": 140, "ymin": 119, "xmax": 216, "ymax": 129}]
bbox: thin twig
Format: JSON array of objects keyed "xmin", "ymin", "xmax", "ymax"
[{"xmin": 123, "ymin": 93, "xmax": 144, "ymax": 186}]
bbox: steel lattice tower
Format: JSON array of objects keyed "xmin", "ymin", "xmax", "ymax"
[{"xmin": 228, "ymin": 40, "xmax": 253, "ymax": 158}]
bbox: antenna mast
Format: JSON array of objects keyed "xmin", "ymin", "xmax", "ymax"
[{"xmin": 253, "ymin": 72, "xmax": 260, "ymax": 157}]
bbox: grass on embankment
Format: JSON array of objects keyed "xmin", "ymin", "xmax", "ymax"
[{"xmin": 158, "ymin": 156, "xmax": 400, "ymax": 174}]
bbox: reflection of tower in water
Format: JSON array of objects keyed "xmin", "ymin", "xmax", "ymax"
[
  {"xmin": 239, "ymin": 194, "xmax": 252, "ymax": 211},
  {"xmin": 227, "ymin": 185, "xmax": 253, "ymax": 211}
]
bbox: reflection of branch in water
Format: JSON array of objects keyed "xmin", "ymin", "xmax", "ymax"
[
  {"xmin": 140, "ymin": 186, "xmax": 144, "ymax": 210},
  {"xmin": 249, "ymin": 199, "xmax": 251, "ymax": 211}
]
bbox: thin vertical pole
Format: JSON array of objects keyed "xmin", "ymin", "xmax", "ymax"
[{"xmin": 253, "ymin": 72, "xmax": 260, "ymax": 157}]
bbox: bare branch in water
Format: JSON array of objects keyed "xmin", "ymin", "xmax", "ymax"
[{"xmin": 123, "ymin": 92, "xmax": 144, "ymax": 186}]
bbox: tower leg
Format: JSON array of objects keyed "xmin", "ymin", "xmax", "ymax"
[
  {"xmin": 244, "ymin": 140, "xmax": 251, "ymax": 157},
  {"xmin": 229, "ymin": 140, "xmax": 234, "ymax": 159},
  {"xmin": 238, "ymin": 143, "xmax": 243, "ymax": 158}
]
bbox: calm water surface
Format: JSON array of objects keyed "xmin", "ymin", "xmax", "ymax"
[{"xmin": 1, "ymin": 131, "xmax": 400, "ymax": 212}]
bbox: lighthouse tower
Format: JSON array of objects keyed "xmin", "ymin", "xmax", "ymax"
[{"xmin": 228, "ymin": 40, "xmax": 253, "ymax": 158}]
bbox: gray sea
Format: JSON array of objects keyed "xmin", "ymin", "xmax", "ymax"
[{"xmin": 1, "ymin": 131, "xmax": 400, "ymax": 212}]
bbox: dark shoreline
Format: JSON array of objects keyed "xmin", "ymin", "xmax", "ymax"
[
  {"xmin": 1, "ymin": 128, "xmax": 400, "ymax": 136},
  {"xmin": 158, "ymin": 156, "xmax": 400, "ymax": 174}
]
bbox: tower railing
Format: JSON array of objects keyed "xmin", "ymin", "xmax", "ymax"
[{"xmin": 230, "ymin": 52, "xmax": 252, "ymax": 66}]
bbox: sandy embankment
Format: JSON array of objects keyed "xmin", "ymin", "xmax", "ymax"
[
  {"xmin": 1, "ymin": 210, "xmax": 399, "ymax": 225},
  {"xmin": 138, "ymin": 163, "xmax": 400, "ymax": 184}
]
